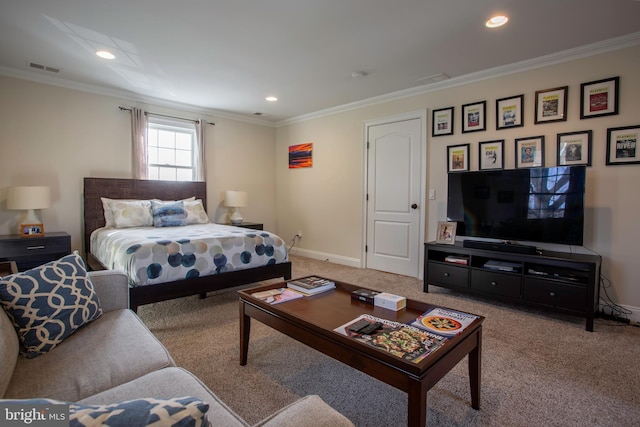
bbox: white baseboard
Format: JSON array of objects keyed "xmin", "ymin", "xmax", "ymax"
[{"xmin": 289, "ymin": 247, "xmax": 361, "ymax": 268}]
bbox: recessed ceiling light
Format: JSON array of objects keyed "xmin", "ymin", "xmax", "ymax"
[
  {"xmin": 485, "ymin": 15, "xmax": 509, "ymax": 28},
  {"xmin": 265, "ymin": 96, "xmax": 278, "ymax": 102},
  {"xmin": 96, "ymin": 50, "xmax": 115, "ymax": 60}
]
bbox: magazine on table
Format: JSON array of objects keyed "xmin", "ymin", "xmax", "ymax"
[
  {"xmin": 410, "ymin": 307, "xmax": 479, "ymax": 337},
  {"xmin": 334, "ymin": 314, "xmax": 446, "ymax": 363},
  {"xmin": 251, "ymin": 288, "xmax": 304, "ymax": 304},
  {"xmin": 287, "ymin": 276, "xmax": 335, "ymax": 295}
]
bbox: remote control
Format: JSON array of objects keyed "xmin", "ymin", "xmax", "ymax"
[
  {"xmin": 359, "ymin": 322, "xmax": 383, "ymax": 335},
  {"xmin": 347, "ymin": 319, "xmax": 371, "ymax": 333}
]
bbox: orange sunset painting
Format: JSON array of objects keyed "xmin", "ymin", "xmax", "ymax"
[{"xmin": 289, "ymin": 143, "xmax": 313, "ymax": 168}]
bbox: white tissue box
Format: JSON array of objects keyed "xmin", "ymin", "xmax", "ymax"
[{"xmin": 373, "ymin": 292, "xmax": 406, "ymax": 311}]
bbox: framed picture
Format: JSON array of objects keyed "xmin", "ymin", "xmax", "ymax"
[
  {"xmin": 21, "ymin": 223, "xmax": 44, "ymax": 237},
  {"xmin": 557, "ymin": 130, "xmax": 592, "ymax": 166},
  {"xmin": 479, "ymin": 140, "xmax": 504, "ymax": 170},
  {"xmin": 606, "ymin": 125, "xmax": 640, "ymax": 166},
  {"xmin": 580, "ymin": 76, "xmax": 619, "ymax": 119},
  {"xmin": 496, "ymin": 94, "xmax": 524, "ymax": 129},
  {"xmin": 515, "ymin": 136, "xmax": 545, "ymax": 168},
  {"xmin": 534, "ymin": 86, "xmax": 568, "ymax": 124},
  {"xmin": 288, "ymin": 143, "xmax": 313, "ymax": 168},
  {"xmin": 447, "ymin": 143, "xmax": 470, "ymax": 172},
  {"xmin": 436, "ymin": 221, "xmax": 457, "ymax": 245},
  {"xmin": 432, "ymin": 107, "xmax": 454, "ymax": 137},
  {"xmin": 461, "ymin": 101, "xmax": 486, "ymax": 133}
]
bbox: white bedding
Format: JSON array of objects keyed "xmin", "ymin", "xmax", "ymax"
[{"xmin": 91, "ymin": 223, "xmax": 288, "ymax": 286}]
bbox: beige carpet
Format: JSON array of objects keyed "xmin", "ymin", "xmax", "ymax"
[{"xmin": 138, "ymin": 255, "xmax": 640, "ymax": 426}]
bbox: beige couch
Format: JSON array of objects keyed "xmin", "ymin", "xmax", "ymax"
[{"xmin": 0, "ymin": 268, "xmax": 353, "ymax": 426}]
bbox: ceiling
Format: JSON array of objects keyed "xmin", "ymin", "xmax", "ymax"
[{"xmin": 1, "ymin": 1, "xmax": 639, "ymax": 124}]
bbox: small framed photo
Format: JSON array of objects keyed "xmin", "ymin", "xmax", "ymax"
[
  {"xmin": 461, "ymin": 101, "xmax": 486, "ymax": 133},
  {"xmin": 580, "ymin": 76, "xmax": 619, "ymax": 119},
  {"xmin": 479, "ymin": 140, "xmax": 504, "ymax": 170},
  {"xmin": 557, "ymin": 130, "xmax": 592, "ymax": 166},
  {"xmin": 436, "ymin": 221, "xmax": 457, "ymax": 245},
  {"xmin": 432, "ymin": 107, "xmax": 454, "ymax": 137},
  {"xmin": 447, "ymin": 143, "xmax": 470, "ymax": 172},
  {"xmin": 606, "ymin": 125, "xmax": 640, "ymax": 166},
  {"xmin": 515, "ymin": 136, "xmax": 545, "ymax": 168},
  {"xmin": 496, "ymin": 94, "xmax": 524, "ymax": 129},
  {"xmin": 21, "ymin": 223, "xmax": 44, "ymax": 237},
  {"xmin": 535, "ymin": 86, "xmax": 568, "ymax": 124}
]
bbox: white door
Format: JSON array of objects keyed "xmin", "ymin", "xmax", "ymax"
[{"xmin": 365, "ymin": 114, "xmax": 424, "ymax": 277}]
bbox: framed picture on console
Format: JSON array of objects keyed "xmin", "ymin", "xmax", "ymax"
[
  {"xmin": 557, "ymin": 130, "xmax": 592, "ymax": 166},
  {"xmin": 436, "ymin": 221, "xmax": 457, "ymax": 245}
]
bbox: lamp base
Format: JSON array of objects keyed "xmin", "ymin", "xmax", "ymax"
[{"xmin": 229, "ymin": 208, "xmax": 243, "ymax": 225}]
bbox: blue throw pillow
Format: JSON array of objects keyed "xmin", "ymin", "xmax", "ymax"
[
  {"xmin": 151, "ymin": 200, "xmax": 187, "ymax": 227},
  {"xmin": 0, "ymin": 252, "xmax": 102, "ymax": 358},
  {"xmin": 0, "ymin": 397, "xmax": 210, "ymax": 427}
]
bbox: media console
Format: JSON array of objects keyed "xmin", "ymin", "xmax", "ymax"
[{"xmin": 424, "ymin": 241, "xmax": 601, "ymax": 331}]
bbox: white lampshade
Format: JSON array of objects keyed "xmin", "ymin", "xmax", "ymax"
[
  {"xmin": 224, "ymin": 191, "xmax": 248, "ymax": 208},
  {"xmin": 7, "ymin": 186, "xmax": 51, "ymax": 210},
  {"xmin": 224, "ymin": 190, "xmax": 247, "ymax": 225},
  {"xmin": 7, "ymin": 186, "xmax": 51, "ymax": 233}
]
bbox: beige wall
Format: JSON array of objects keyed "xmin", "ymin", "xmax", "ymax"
[
  {"xmin": 275, "ymin": 45, "xmax": 640, "ymax": 313},
  {"xmin": 0, "ymin": 76, "xmax": 277, "ymax": 252}
]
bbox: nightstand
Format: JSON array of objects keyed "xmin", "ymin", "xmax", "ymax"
[
  {"xmin": 0, "ymin": 232, "xmax": 72, "ymax": 271},
  {"xmin": 221, "ymin": 222, "xmax": 264, "ymax": 230}
]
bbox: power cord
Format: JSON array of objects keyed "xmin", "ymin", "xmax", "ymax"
[
  {"xmin": 598, "ymin": 272, "xmax": 633, "ymax": 325},
  {"xmin": 287, "ymin": 235, "xmax": 301, "ymax": 256}
]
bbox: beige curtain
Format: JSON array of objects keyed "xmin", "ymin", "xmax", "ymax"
[
  {"xmin": 131, "ymin": 107, "xmax": 148, "ymax": 179},
  {"xmin": 195, "ymin": 119, "xmax": 206, "ymax": 181}
]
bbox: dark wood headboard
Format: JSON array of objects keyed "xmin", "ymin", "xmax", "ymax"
[{"xmin": 83, "ymin": 177, "xmax": 207, "ymax": 252}]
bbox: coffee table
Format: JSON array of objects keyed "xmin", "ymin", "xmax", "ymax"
[{"xmin": 238, "ymin": 279, "xmax": 484, "ymax": 427}]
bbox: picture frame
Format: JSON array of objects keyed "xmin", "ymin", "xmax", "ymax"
[
  {"xmin": 580, "ymin": 76, "xmax": 619, "ymax": 119},
  {"xmin": 534, "ymin": 86, "xmax": 568, "ymax": 124},
  {"xmin": 288, "ymin": 143, "xmax": 313, "ymax": 168},
  {"xmin": 557, "ymin": 130, "xmax": 592, "ymax": 166},
  {"xmin": 496, "ymin": 94, "xmax": 524, "ymax": 129},
  {"xmin": 21, "ymin": 223, "xmax": 44, "ymax": 237},
  {"xmin": 432, "ymin": 107, "xmax": 454, "ymax": 137},
  {"xmin": 515, "ymin": 136, "xmax": 545, "ymax": 168},
  {"xmin": 479, "ymin": 140, "xmax": 504, "ymax": 170},
  {"xmin": 436, "ymin": 221, "xmax": 457, "ymax": 245},
  {"xmin": 461, "ymin": 100, "xmax": 486, "ymax": 133},
  {"xmin": 606, "ymin": 125, "xmax": 640, "ymax": 166},
  {"xmin": 447, "ymin": 143, "xmax": 470, "ymax": 172}
]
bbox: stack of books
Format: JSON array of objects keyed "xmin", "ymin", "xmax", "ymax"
[
  {"xmin": 287, "ymin": 276, "xmax": 335, "ymax": 295},
  {"xmin": 444, "ymin": 255, "xmax": 468, "ymax": 265},
  {"xmin": 251, "ymin": 288, "xmax": 304, "ymax": 304}
]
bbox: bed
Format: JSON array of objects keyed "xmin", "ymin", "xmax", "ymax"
[{"xmin": 83, "ymin": 177, "xmax": 292, "ymax": 310}]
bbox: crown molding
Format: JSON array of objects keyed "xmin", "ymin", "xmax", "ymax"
[{"xmin": 276, "ymin": 31, "xmax": 640, "ymax": 127}]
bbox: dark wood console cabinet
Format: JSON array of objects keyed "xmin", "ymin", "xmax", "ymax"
[{"xmin": 424, "ymin": 242, "xmax": 601, "ymax": 331}]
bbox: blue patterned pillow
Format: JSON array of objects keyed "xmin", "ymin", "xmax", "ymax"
[
  {"xmin": 0, "ymin": 252, "xmax": 102, "ymax": 358},
  {"xmin": 70, "ymin": 397, "xmax": 210, "ymax": 427},
  {"xmin": 151, "ymin": 200, "xmax": 187, "ymax": 227},
  {"xmin": 0, "ymin": 397, "xmax": 210, "ymax": 427}
]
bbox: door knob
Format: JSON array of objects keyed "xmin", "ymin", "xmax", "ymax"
[{"xmin": 411, "ymin": 203, "xmax": 418, "ymax": 209}]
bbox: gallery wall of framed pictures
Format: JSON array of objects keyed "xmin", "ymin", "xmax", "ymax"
[{"xmin": 433, "ymin": 75, "xmax": 638, "ymax": 170}]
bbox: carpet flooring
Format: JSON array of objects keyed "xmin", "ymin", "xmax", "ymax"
[{"xmin": 138, "ymin": 255, "xmax": 640, "ymax": 426}]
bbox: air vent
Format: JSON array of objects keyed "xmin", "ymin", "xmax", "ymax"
[{"xmin": 28, "ymin": 62, "xmax": 61, "ymax": 73}]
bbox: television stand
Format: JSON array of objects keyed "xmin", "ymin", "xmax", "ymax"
[
  {"xmin": 424, "ymin": 242, "xmax": 601, "ymax": 331},
  {"xmin": 463, "ymin": 239, "xmax": 537, "ymax": 255}
]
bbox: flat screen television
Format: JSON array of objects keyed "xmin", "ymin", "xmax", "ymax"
[{"xmin": 447, "ymin": 166, "xmax": 586, "ymax": 246}]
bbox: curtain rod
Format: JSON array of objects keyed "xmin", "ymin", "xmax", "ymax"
[{"xmin": 119, "ymin": 106, "xmax": 215, "ymax": 125}]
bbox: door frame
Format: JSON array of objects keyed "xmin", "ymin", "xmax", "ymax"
[{"xmin": 361, "ymin": 109, "xmax": 427, "ymax": 279}]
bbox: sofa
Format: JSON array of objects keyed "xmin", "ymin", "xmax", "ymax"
[{"xmin": 0, "ymin": 253, "xmax": 353, "ymax": 426}]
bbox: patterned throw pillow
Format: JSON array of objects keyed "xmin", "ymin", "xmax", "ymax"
[
  {"xmin": 184, "ymin": 199, "xmax": 210, "ymax": 224},
  {"xmin": 110, "ymin": 200, "xmax": 154, "ymax": 228},
  {"xmin": 151, "ymin": 200, "xmax": 187, "ymax": 227},
  {"xmin": 0, "ymin": 397, "xmax": 210, "ymax": 427},
  {"xmin": 0, "ymin": 252, "xmax": 102, "ymax": 358}
]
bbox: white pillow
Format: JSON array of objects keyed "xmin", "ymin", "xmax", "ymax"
[
  {"xmin": 110, "ymin": 200, "xmax": 153, "ymax": 228},
  {"xmin": 184, "ymin": 199, "xmax": 210, "ymax": 224}
]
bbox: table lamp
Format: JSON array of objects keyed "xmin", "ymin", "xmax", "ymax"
[
  {"xmin": 224, "ymin": 190, "xmax": 247, "ymax": 225},
  {"xmin": 7, "ymin": 186, "xmax": 51, "ymax": 236}
]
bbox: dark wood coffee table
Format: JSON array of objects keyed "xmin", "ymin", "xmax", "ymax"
[{"xmin": 238, "ymin": 279, "xmax": 484, "ymax": 427}]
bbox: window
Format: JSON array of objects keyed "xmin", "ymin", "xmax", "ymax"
[{"xmin": 147, "ymin": 117, "xmax": 197, "ymax": 181}]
